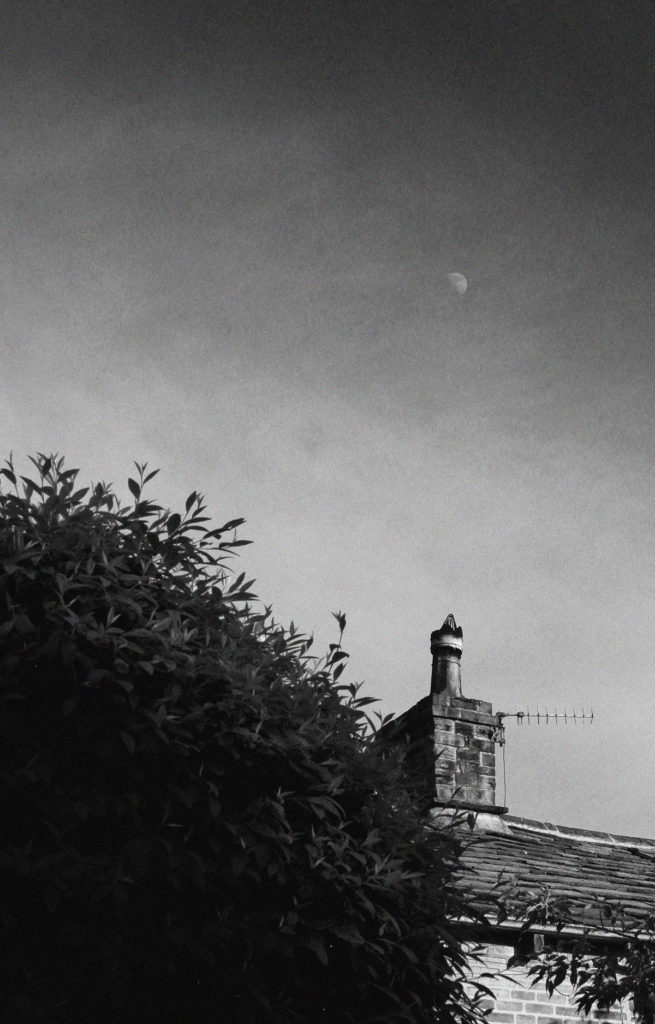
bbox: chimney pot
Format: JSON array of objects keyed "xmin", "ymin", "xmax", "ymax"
[{"xmin": 430, "ymin": 613, "xmax": 463, "ymax": 697}]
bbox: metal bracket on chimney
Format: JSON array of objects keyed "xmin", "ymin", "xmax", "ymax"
[{"xmin": 492, "ymin": 714, "xmax": 506, "ymax": 746}]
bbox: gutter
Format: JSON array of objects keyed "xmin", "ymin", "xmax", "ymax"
[{"xmin": 455, "ymin": 916, "xmax": 653, "ymax": 945}]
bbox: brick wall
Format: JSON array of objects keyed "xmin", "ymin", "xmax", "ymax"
[
  {"xmin": 432, "ymin": 696, "xmax": 496, "ymax": 807},
  {"xmin": 468, "ymin": 943, "xmax": 631, "ymax": 1024},
  {"xmin": 378, "ymin": 693, "xmax": 498, "ymax": 809}
]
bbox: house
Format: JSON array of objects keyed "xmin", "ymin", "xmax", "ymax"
[{"xmin": 382, "ymin": 615, "xmax": 655, "ymax": 1024}]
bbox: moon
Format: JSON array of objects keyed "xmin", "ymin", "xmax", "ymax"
[{"xmin": 447, "ymin": 272, "xmax": 468, "ymax": 295}]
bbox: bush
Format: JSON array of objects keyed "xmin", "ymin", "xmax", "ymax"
[
  {"xmin": 507, "ymin": 888, "xmax": 655, "ymax": 1020},
  {"xmin": 0, "ymin": 453, "xmax": 484, "ymax": 1024}
]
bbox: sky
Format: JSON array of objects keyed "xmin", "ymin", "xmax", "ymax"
[{"xmin": 3, "ymin": 0, "xmax": 655, "ymax": 837}]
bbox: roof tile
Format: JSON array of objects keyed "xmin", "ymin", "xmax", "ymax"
[{"xmin": 456, "ymin": 815, "xmax": 655, "ymax": 930}]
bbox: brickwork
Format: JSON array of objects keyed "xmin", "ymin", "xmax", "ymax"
[
  {"xmin": 378, "ymin": 693, "xmax": 498, "ymax": 809},
  {"xmin": 432, "ymin": 696, "xmax": 497, "ymax": 806},
  {"xmin": 377, "ymin": 696, "xmax": 435, "ymax": 803},
  {"xmin": 468, "ymin": 943, "xmax": 632, "ymax": 1024}
]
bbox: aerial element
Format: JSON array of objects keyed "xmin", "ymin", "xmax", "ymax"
[{"xmin": 447, "ymin": 272, "xmax": 468, "ymax": 295}]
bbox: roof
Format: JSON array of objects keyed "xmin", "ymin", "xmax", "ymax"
[{"xmin": 454, "ymin": 813, "xmax": 655, "ymax": 934}]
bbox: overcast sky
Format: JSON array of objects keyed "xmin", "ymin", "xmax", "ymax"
[{"xmin": 3, "ymin": 0, "xmax": 655, "ymax": 837}]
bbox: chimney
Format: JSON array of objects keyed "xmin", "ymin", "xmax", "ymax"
[{"xmin": 380, "ymin": 615, "xmax": 505, "ymax": 815}]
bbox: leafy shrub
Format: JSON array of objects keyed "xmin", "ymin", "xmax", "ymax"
[{"xmin": 0, "ymin": 454, "xmax": 484, "ymax": 1024}]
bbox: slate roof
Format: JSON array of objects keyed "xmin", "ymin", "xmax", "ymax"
[{"xmin": 455, "ymin": 814, "xmax": 655, "ymax": 933}]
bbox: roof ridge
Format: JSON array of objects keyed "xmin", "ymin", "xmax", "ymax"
[{"xmin": 504, "ymin": 815, "xmax": 655, "ymax": 852}]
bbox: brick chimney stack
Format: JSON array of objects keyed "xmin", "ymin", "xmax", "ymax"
[{"xmin": 380, "ymin": 615, "xmax": 505, "ymax": 815}]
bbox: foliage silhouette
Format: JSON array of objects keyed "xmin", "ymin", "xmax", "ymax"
[
  {"xmin": 504, "ymin": 885, "xmax": 655, "ymax": 1020},
  {"xmin": 0, "ymin": 453, "xmax": 486, "ymax": 1024}
]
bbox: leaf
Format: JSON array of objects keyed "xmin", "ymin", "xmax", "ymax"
[
  {"xmin": 332, "ymin": 610, "xmax": 347, "ymax": 633},
  {"xmin": 228, "ymin": 572, "xmax": 245, "ymax": 592},
  {"xmin": 221, "ymin": 518, "xmax": 245, "ymax": 532},
  {"xmin": 128, "ymin": 478, "xmax": 141, "ymax": 499},
  {"xmin": 62, "ymin": 696, "xmax": 79, "ymax": 716},
  {"xmin": 167, "ymin": 513, "xmax": 181, "ymax": 533},
  {"xmin": 185, "ymin": 491, "xmax": 197, "ymax": 512},
  {"xmin": 120, "ymin": 731, "xmax": 136, "ymax": 754},
  {"xmin": 14, "ymin": 613, "xmax": 35, "ymax": 637},
  {"xmin": 307, "ymin": 937, "xmax": 329, "ymax": 965}
]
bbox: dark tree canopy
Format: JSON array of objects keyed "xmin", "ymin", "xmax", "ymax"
[{"xmin": 0, "ymin": 454, "xmax": 485, "ymax": 1024}]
